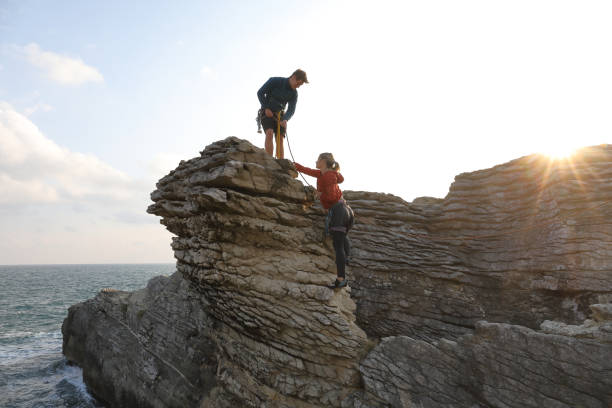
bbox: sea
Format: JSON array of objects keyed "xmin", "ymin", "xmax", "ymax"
[{"xmin": 0, "ymin": 263, "xmax": 175, "ymax": 408}]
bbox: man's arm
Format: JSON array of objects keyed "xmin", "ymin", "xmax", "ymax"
[
  {"xmin": 257, "ymin": 77, "xmax": 274, "ymax": 107},
  {"xmin": 283, "ymin": 92, "xmax": 298, "ymax": 121}
]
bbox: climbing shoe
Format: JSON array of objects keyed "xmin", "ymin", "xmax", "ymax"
[{"xmin": 329, "ymin": 279, "xmax": 348, "ymax": 289}]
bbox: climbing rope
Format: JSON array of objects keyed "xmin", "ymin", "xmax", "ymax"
[
  {"xmin": 257, "ymin": 108, "xmax": 312, "ymax": 188},
  {"xmin": 275, "ymin": 111, "xmax": 283, "ymax": 159},
  {"xmin": 285, "ymin": 128, "xmax": 313, "ymax": 189}
]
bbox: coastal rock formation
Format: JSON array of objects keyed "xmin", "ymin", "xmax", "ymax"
[
  {"xmin": 62, "ymin": 273, "xmax": 218, "ymax": 407},
  {"xmin": 356, "ymin": 315, "xmax": 612, "ymax": 408},
  {"xmin": 63, "ymin": 138, "xmax": 612, "ymax": 407},
  {"xmin": 348, "ymin": 146, "xmax": 612, "ymax": 342}
]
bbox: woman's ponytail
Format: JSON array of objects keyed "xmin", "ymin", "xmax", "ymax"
[{"xmin": 319, "ymin": 153, "xmax": 340, "ymax": 171}]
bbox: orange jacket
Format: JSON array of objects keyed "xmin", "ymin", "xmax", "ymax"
[{"xmin": 294, "ymin": 163, "xmax": 344, "ymax": 209}]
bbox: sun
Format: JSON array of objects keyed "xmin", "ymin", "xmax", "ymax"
[{"xmin": 540, "ymin": 142, "xmax": 581, "ymax": 160}]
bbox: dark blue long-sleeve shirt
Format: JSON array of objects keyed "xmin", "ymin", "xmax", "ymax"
[{"xmin": 257, "ymin": 77, "xmax": 298, "ymax": 121}]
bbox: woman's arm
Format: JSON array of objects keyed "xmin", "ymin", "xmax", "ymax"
[{"xmin": 294, "ymin": 162, "xmax": 321, "ymax": 178}]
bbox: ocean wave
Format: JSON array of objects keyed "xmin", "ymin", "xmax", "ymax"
[
  {"xmin": 0, "ymin": 263, "xmax": 170, "ymax": 406},
  {"xmin": 59, "ymin": 364, "xmax": 99, "ymax": 406},
  {"xmin": 0, "ymin": 357, "xmax": 101, "ymax": 407},
  {"xmin": 0, "ymin": 330, "xmax": 62, "ymax": 366},
  {"xmin": 0, "ymin": 330, "xmax": 35, "ymax": 340}
]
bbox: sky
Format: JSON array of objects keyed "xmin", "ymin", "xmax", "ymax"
[{"xmin": 0, "ymin": 0, "xmax": 610, "ymax": 265}]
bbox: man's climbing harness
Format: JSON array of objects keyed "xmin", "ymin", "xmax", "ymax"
[
  {"xmin": 255, "ymin": 107, "xmax": 316, "ymax": 189},
  {"xmin": 256, "ymin": 109, "xmax": 285, "ymax": 159},
  {"xmin": 256, "ymin": 109, "xmax": 262, "ymax": 134}
]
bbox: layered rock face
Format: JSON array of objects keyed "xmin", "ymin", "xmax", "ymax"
[
  {"xmin": 148, "ymin": 138, "xmax": 369, "ymax": 407},
  {"xmin": 348, "ymin": 147, "xmax": 612, "ymax": 341},
  {"xmin": 359, "ymin": 314, "xmax": 612, "ymax": 408},
  {"xmin": 63, "ymin": 138, "xmax": 612, "ymax": 408},
  {"xmin": 62, "ymin": 273, "xmax": 218, "ymax": 408}
]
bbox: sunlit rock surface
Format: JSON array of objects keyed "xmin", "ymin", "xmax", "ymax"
[
  {"xmin": 63, "ymin": 138, "xmax": 612, "ymax": 408},
  {"xmin": 348, "ymin": 146, "xmax": 612, "ymax": 341}
]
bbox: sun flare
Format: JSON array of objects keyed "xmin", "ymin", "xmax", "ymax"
[{"xmin": 541, "ymin": 142, "xmax": 582, "ymax": 160}]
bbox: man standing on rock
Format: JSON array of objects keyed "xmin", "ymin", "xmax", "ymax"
[{"xmin": 257, "ymin": 69, "xmax": 308, "ymax": 158}]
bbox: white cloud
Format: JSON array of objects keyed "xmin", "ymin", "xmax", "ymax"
[
  {"xmin": 20, "ymin": 43, "xmax": 103, "ymax": 85},
  {"xmin": 0, "ymin": 101, "xmax": 174, "ymax": 263},
  {"xmin": 0, "ymin": 101, "xmax": 134, "ymax": 204},
  {"xmin": 0, "ymin": 173, "xmax": 58, "ymax": 204}
]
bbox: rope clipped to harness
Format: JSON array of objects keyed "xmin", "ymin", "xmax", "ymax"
[
  {"xmin": 257, "ymin": 108, "xmax": 311, "ymax": 188},
  {"xmin": 275, "ymin": 111, "xmax": 283, "ymax": 159}
]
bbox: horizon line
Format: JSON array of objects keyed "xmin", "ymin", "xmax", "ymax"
[{"xmin": 0, "ymin": 262, "xmax": 175, "ymax": 267}]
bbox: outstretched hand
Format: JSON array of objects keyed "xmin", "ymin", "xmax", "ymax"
[{"xmin": 280, "ymin": 120, "xmax": 287, "ymax": 128}]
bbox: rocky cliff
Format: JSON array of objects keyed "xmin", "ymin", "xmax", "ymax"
[{"xmin": 62, "ymin": 138, "xmax": 612, "ymax": 408}]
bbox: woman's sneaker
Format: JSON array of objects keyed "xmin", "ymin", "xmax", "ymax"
[{"xmin": 329, "ymin": 279, "xmax": 348, "ymax": 289}]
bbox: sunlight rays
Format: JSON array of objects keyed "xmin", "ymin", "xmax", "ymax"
[{"xmin": 541, "ymin": 144, "xmax": 578, "ymax": 160}]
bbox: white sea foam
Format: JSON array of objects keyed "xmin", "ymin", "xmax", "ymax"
[
  {"xmin": 0, "ymin": 264, "xmax": 171, "ymax": 407},
  {"xmin": 62, "ymin": 363, "xmax": 97, "ymax": 405}
]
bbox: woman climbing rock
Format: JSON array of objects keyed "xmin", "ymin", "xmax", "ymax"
[{"xmin": 293, "ymin": 153, "xmax": 354, "ymax": 289}]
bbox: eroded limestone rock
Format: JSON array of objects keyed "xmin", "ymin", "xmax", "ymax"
[
  {"xmin": 62, "ymin": 138, "xmax": 612, "ymax": 408},
  {"xmin": 357, "ymin": 318, "xmax": 612, "ymax": 408},
  {"xmin": 347, "ymin": 146, "xmax": 612, "ymax": 341},
  {"xmin": 148, "ymin": 137, "xmax": 368, "ymax": 407},
  {"xmin": 62, "ymin": 273, "xmax": 217, "ymax": 408}
]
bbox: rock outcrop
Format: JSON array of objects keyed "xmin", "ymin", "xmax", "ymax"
[
  {"xmin": 63, "ymin": 273, "xmax": 217, "ymax": 407},
  {"xmin": 63, "ymin": 138, "xmax": 612, "ymax": 408},
  {"xmin": 348, "ymin": 147, "xmax": 612, "ymax": 341},
  {"xmin": 357, "ymin": 316, "xmax": 612, "ymax": 408}
]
